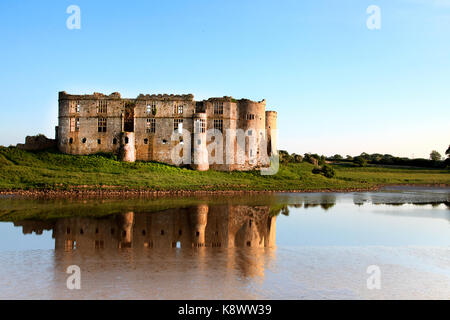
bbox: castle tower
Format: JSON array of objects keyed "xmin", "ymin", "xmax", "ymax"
[
  {"xmin": 238, "ymin": 99, "xmax": 266, "ymax": 167},
  {"xmin": 265, "ymin": 111, "xmax": 277, "ymax": 157},
  {"xmin": 119, "ymin": 132, "xmax": 136, "ymax": 162},
  {"xmin": 118, "ymin": 211, "xmax": 135, "ymax": 248},
  {"xmin": 189, "ymin": 204, "xmax": 209, "ymax": 247},
  {"xmin": 191, "ymin": 113, "xmax": 209, "ymax": 171}
]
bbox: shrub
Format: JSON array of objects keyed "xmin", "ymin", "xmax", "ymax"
[
  {"xmin": 322, "ymin": 164, "xmax": 336, "ymax": 178},
  {"xmin": 354, "ymin": 157, "xmax": 368, "ymax": 167},
  {"xmin": 278, "ymin": 150, "xmax": 292, "ymax": 164},
  {"xmin": 292, "ymin": 154, "xmax": 303, "ymax": 163},
  {"xmin": 318, "ymin": 155, "xmax": 326, "ymax": 166},
  {"xmin": 311, "ymin": 164, "xmax": 335, "ymax": 178},
  {"xmin": 312, "ymin": 167, "xmax": 322, "ymax": 174},
  {"xmin": 304, "ymin": 153, "xmax": 319, "ymax": 166}
]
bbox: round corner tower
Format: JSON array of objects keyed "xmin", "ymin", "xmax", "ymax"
[
  {"xmin": 191, "ymin": 113, "xmax": 209, "ymax": 171},
  {"xmin": 119, "ymin": 132, "xmax": 136, "ymax": 162},
  {"xmin": 265, "ymin": 111, "xmax": 277, "ymax": 156}
]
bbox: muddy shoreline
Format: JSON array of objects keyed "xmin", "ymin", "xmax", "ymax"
[{"xmin": 0, "ymin": 184, "xmax": 448, "ymax": 199}]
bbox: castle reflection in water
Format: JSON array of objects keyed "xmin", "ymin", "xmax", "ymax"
[{"xmin": 14, "ymin": 204, "xmax": 277, "ymax": 251}]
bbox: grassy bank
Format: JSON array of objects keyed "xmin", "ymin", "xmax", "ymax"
[{"xmin": 0, "ymin": 147, "xmax": 448, "ymax": 192}]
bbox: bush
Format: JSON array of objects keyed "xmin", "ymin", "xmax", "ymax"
[
  {"xmin": 311, "ymin": 164, "xmax": 335, "ymax": 178},
  {"xmin": 304, "ymin": 153, "xmax": 319, "ymax": 166},
  {"xmin": 322, "ymin": 164, "xmax": 336, "ymax": 178},
  {"xmin": 354, "ymin": 157, "xmax": 368, "ymax": 167},
  {"xmin": 278, "ymin": 150, "xmax": 292, "ymax": 164},
  {"xmin": 312, "ymin": 167, "xmax": 322, "ymax": 174},
  {"xmin": 292, "ymin": 154, "xmax": 303, "ymax": 163}
]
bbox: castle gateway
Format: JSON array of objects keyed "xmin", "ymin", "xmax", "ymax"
[{"xmin": 56, "ymin": 92, "xmax": 277, "ymax": 171}]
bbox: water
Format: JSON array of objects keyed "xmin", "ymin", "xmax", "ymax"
[{"xmin": 0, "ymin": 186, "xmax": 449, "ymax": 299}]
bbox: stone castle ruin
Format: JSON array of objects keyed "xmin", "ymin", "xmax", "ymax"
[
  {"xmin": 56, "ymin": 91, "xmax": 277, "ymax": 171},
  {"xmin": 14, "ymin": 204, "xmax": 277, "ymax": 250}
]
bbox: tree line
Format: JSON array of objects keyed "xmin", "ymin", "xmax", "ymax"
[{"xmin": 279, "ymin": 144, "xmax": 450, "ymax": 170}]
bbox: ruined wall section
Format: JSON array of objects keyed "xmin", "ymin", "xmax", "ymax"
[
  {"xmin": 204, "ymin": 97, "xmax": 238, "ymax": 171},
  {"xmin": 133, "ymin": 94, "xmax": 195, "ymax": 163},
  {"xmin": 58, "ymin": 91, "xmax": 123, "ymax": 156}
]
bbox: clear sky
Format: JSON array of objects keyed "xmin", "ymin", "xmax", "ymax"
[{"xmin": 0, "ymin": 0, "xmax": 449, "ymax": 158}]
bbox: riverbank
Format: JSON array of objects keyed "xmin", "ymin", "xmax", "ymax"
[
  {"xmin": 0, "ymin": 147, "xmax": 449, "ymax": 198},
  {"xmin": 2, "ymin": 184, "xmax": 450, "ymax": 199}
]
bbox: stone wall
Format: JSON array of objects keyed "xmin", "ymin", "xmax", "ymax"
[{"xmin": 17, "ymin": 135, "xmax": 56, "ymax": 151}]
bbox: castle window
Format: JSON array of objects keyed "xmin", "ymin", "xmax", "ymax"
[
  {"xmin": 213, "ymin": 119, "xmax": 223, "ymax": 133},
  {"xmin": 195, "ymin": 119, "xmax": 206, "ymax": 133},
  {"xmin": 151, "ymin": 102, "xmax": 157, "ymax": 114},
  {"xmin": 98, "ymin": 117, "xmax": 107, "ymax": 132},
  {"xmin": 95, "ymin": 240, "xmax": 104, "ymax": 249},
  {"xmin": 97, "ymin": 100, "xmax": 107, "ymax": 114},
  {"xmin": 248, "ymin": 130, "xmax": 252, "ymax": 136},
  {"xmin": 97, "ymin": 139, "xmax": 101, "ymax": 144},
  {"xmin": 246, "ymin": 114, "xmax": 255, "ymax": 120},
  {"xmin": 173, "ymin": 119, "xmax": 183, "ymax": 132},
  {"xmin": 173, "ymin": 104, "xmax": 183, "ymax": 115},
  {"xmin": 69, "ymin": 138, "xmax": 73, "ymax": 144},
  {"xmin": 125, "ymin": 137, "xmax": 129, "ymax": 144},
  {"xmin": 144, "ymin": 138, "xmax": 148, "ymax": 144},
  {"xmin": 113, "ymin": 138, "xmax": 117, "ymax": 145},
  {"xmin": 70, "ymin": 118, "xmax": 79, "ymax": 132},
  {"xmin": 213, "ymin": 102, "xmax": 223, "ymax": 115},
  {"xmin": 162, "ymin": 139, "xmax": 167, "ymax": 144},
  {"xmin": 146, "ymin": 118, "xmax": 156, "ymax": 133},
  {"xmin": 76, "ymin": 104, "xmax": 80, "ymax": 113},
  {"xmin": 82, "ymin": 138, "xmax": 86, "ymax": 143},
  {"xmin": 147, "ymin": 102, "xmax": 157, "ymax": 115}
]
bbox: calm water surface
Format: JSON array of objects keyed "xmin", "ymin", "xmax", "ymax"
[{"xmin": 0, "ymin": 186, "xmax": 449, "ymax": 299}]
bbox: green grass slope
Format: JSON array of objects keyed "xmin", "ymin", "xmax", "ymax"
[{"xmin": 0, "ymin": 147, "xmax": 448, "ymax": 191}]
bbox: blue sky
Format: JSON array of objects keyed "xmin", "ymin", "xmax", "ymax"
[{"xmin": 0, "ymin": 0, "xmax": 449, "ymax": 158}]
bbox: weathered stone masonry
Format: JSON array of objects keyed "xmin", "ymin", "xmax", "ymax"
[{"xmin": 56, "ymin": 91, "xmax": 277, "ymax": 171}]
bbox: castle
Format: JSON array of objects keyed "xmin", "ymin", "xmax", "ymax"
[
  {"xmin": 56, "ymin": 91, "xmax": 277, "ymax": 171},
  {"xmin": 14, "ymin": 204, "xmax": 277, "ymax": 250}
]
